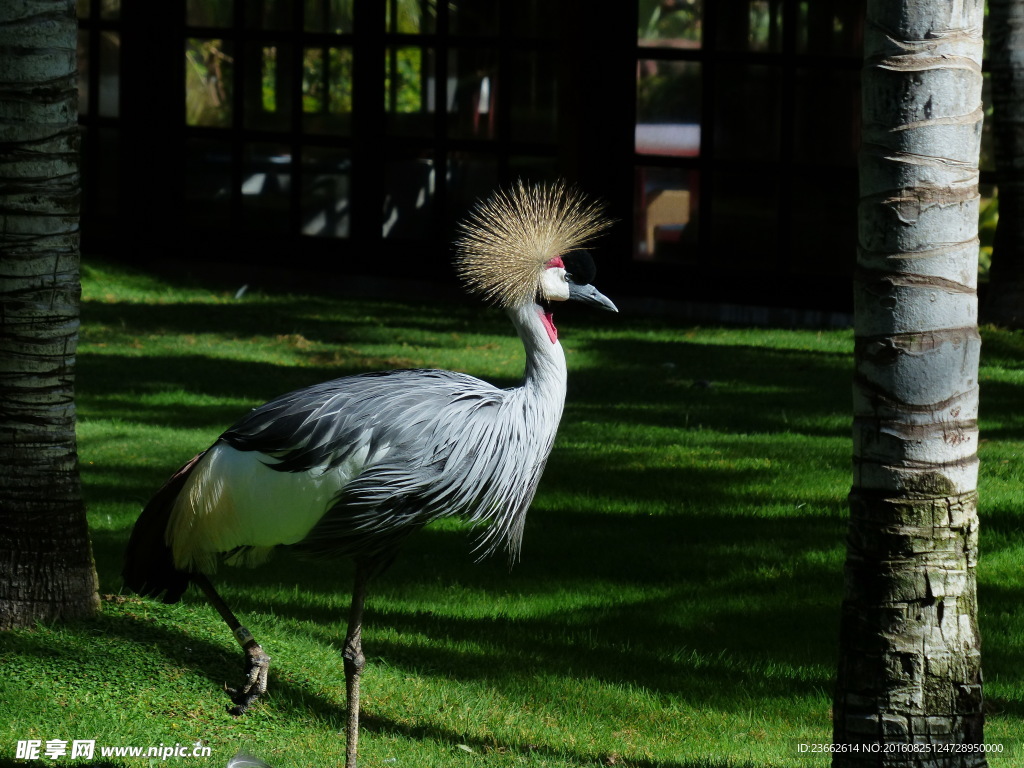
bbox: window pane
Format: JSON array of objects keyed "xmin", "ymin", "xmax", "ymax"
[
  {"xmin": 508, "ymin": 155, "xmax": 558, "ymax": 183},
  {"xmin": 711, "ymin": 170, "xmax": 778, "ymax": 262},
  {"xmin": 242, "ymin": 144, "xmax": 291, "ymax": 233},
  {"xmin": 507, "ymin": 0, "xmax": 556, "ymax": 38},
  {"xmin": 186, "ymin": 39, "xmax": 234, "ymax": 127},
  {"xmin": 450, "ymin": 0, "xmax": 498, "ymax": 35},
  {"xmin": 636, "ymin": 60, "xmax": 701, "ymax": 156},
  {"xmin": 793, "ymin": 67, "xmax": 859, "ymax": 167},
  {"xmin": 246, "ymin": 0, "xmax": 291, "ymax": 29},
  {"xmin": 92, "ymin": 128, "xmax": 120, "ymax": 217},
  {"xmin": 303, "ymin": 47, "xmax": 353, "ymax": 134},
  {"xmin": 638, "ymin": 0, "xmax": 702, "ymax": 48},
  {"xmin": 385, "ymin": 46, "xmax": 435, "ymax": 136},
  {"xmin": 77, "ymin": 0, "xmax": 89, "ymax": 19},
  {"xmin": 304, "ymin": 0, "xmax": 354, "ymax": 33},
  {"xmin": 790, "ymin": 170, "xmax": 857, "ymax": 275},
  {"xmin": 447, "ymin": 152, "xmax": 498, "ymax": 224},
  {"xmin": 635, "ymin": 167, "xmax": 698, "ymax": 261},
  {"xmin": 245, "ymin": 43, "xmax": 291, "ymax": 131},
  {"xmin": 302, "ymin": 148, "xmax": 350, "ymax": 238},
  {"xmin": 100, "ymin": 0, "xmax": 120, "ymax": 19},
  {"xmin": 77, "ymin": 31, "xmax": 90, "ymax": 115},
  {"xmin": 383, "ymin": 155, "xmax": 435, "ymax": 239},
  {"xmin": 714, "ymin": 64, "xmax": 780, "ymax": 160},
  {"xmin": 797, "ymin": 1, "xmax": 863, "ymax": 56},
  {"xmin": 185, "ymin": 139, "xmax": 232, "ymax": 228},
  {"xmin": 508, "ymin": 50, "xmax": 556, "ymax": 143},
  {"xmin": 386, "ymin": 0, "xmax": 435, "ymax": 34},
  {"xmin": 98, "ymin": 31, "xmax": 120, "ymax": 118},
  {"xmin": 981, "ymin": 71, "xmax": 994, "ymax": 173},
  {"xmin": 979, "ymin": 183, "xmax": 996, "ymax": 281},
  {"xmin": 716, "ymin": 0, "xmax": 783, "ymax": 52},
  {"xmin": 187, "ymin": 0, "xmax": 233, "ymax": 27},
  {"xmin": 448, "ymin": 48, "xmax": 498, "ymax": 140}
]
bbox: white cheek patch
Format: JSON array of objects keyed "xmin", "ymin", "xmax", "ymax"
[{"xmin": 539, "ymin": 267, "xmax": 570, "ymax": 301}]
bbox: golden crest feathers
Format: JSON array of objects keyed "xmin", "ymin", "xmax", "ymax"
[{"xmin": 453, "ymin": 180, "xmax": 611, "ymax": 308}]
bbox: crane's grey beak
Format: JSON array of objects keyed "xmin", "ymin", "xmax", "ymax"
[{"xmin": 567, "ymin": 282, "xmax": 618, "ymax": 313}]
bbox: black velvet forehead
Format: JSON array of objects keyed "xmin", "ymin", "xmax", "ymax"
[{"xmin": 562, "ymin": 250, "xmax": 596, "ymax": 285}]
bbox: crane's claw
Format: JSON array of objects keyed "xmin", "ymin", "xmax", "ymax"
[{"xmin": 225, "ymin": 643, "xmax": 271, "ymax": 715}]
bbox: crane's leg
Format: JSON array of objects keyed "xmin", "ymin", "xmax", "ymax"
[
  {"xmin": 191, "ymin": 573, "xmax": 272, "ymax": 715},
  {"xmin": 343, "ymin": 563, "xmax": 371, "ymax": 768}
]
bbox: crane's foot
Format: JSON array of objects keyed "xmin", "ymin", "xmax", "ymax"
[{"xmin": 225, "ymin": 643, "xmax": 271, "ymax": 715}]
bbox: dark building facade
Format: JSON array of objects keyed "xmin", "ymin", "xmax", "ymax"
[{"xmin": 78, "ymin": 0, "xmax": 866, "ymax": 311}]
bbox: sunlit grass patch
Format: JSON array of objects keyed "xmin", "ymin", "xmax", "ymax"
[{"xmin": 2, "ymin": 260, "xmax": 1022, "ymax": 766}]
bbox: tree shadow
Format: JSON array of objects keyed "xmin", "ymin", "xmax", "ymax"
[{"xmin": 69, "ymin": 289, "xmax": 1024, "ymax": 761}]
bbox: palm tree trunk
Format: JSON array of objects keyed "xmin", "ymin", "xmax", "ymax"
[
  {"xmin": 833, "ymin": 1, "xmax": 987, "ymax": 765},
  {"xmin": 985, "ymin": 0, "xmax": 1024, "ymax": 327},
  {"xmin": 0, "ymin": 0, "xmax": 98, "ymax": 629}
]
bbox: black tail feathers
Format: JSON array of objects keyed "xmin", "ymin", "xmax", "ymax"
[{"xmin": 122, "ymin": 452, "xmax": 206, "ymax": 604}]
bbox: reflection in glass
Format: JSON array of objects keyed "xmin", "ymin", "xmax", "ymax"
[
  {"xmin": 636, "ymin": 59, "xmax": 701, "ymax": 156},
  {"xmin": 638, "ymin": 0, "xmax": 702, "ymax": 48},
  {"xmin": 242, "ymin": 143, "xmax": 291, "ymax": 233},
  {"xmin": 303, "ymin": 47, "xmax": 353, "ymax": 133},
  {"xmin": 448, "ymin": 48, "xmax": 497, "ymax": 140},
  {"xmin": 77, "ymin": 31, "xmax": 90, "ymax": 115},
  {"xmin": 245, "ymin": 0, "xmax": 291, "ymax": 29},
  {"xmin": 100, "ymin": 0, "xmax": 120, "ymax": 19},
  {"xmin": 447, "ymin": 153, "xmax": 498, "ymax": 223},
  {"xmin": 716, "ymin": 0, "xmax": 782, "ymax": 52},
  {"xmin": 386, "ymin": 0, "xmax": 435, "ymax": 34},
  {"xmin": 262, "ymin": 45, "xmax": 279, "ymax": 113},
  {"xmin": 790, "ymin": 170, "xmax": 857, "ymax": 275},
  {"xmin": 244, "ymin": 44, "xmax": 290, "ymax": 131},
  {"xmin": 508, "ymin": 156, "xmax": 558, "ymax": 184},
  {"xmin": 385, "ymin": 47, "xmax": 435, "ymax": 136},
  {"xmin": 506, "ymin": 0, "xmax": 555, "ymax": 38},
  {"xmin": 979, "ymin": 183, "xmax": 996, "ymax": 281},
  {"xmin": 711, "ymin": 169, "xmax": 778, "ymax": 261},
  {"xmin": 186, "ymin": 38, "xmax": 233, "ymax": 127},
  {"xmin": 714, "ymin": 64, "xmax": 780, "ymax": 159},
  {"xmin": 797, "ymin": 1, "xmax": 862, "ymax": 56},
  {"xmin": 302, "ymin": 148, "xmax": 350, "ymax": 238},
  {"xmin": 450, "ymin": 0, "xmax": 498, "ymax": 36},
  {"xmin": 187, "ymin": 0, "xmax": 233, "ymax": 27},
  {"xmin": 383, "ymin": 155, "xmax": 435, "ymax": 239},
  {"xmin": 635, "ymin": 167, "xmax": 698, "ymax": 261},
  {"xmin": 793, "ymin": 68, "xmax": 859, "ymax": 167},
  {"xmin": 94, "ymin": 128, "xmax": 121, "ymax": 216},
  {"xmin": 185, "ymin": 139, "xmax": 232, "ymax": 228},
  {"xmin": 981, "ymin": 72, "xmax": 994, "ymax": 173},
  {"xmin": 305, "ymin": 0, "xmax": 354, "ymax": 33},
  {"xmin": 98, "ymin": 31, "xmax": 120, "ymax": 118},
  {"xmin": 508, "ymin": 50, "xmax": 556, "ymax": 143}
]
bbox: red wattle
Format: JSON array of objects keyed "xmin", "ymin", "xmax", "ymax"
[{"xmin": 540, "ymin": 311, "xmax": 558, "ymax": 344}]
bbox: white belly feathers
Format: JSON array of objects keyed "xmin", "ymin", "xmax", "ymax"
[{"xmin": 168, "ymin": 438, "xmax": 383, "ymax": 572}]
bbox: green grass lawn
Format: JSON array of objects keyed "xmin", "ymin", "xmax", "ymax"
[{"xmin": 2, "ymin": 259, "xmax": 1023, "ymax": 767}]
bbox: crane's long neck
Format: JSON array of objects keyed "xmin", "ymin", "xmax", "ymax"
[{"xmin": 507, "ymin": 302, "xmax": 568, "ymax": 408}]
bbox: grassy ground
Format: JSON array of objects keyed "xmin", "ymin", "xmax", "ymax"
[{"xmin": 2, "ymin": 259, "xmax": 1023, "ymax": 767}]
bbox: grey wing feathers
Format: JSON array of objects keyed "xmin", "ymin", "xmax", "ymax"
[
  {"xmin": 221, "ymin": 369, "xmax": 549, "ymax": 560},
  {"xmin": 222, "ymin": 370, "xmax": 489, "ymax": 472}
]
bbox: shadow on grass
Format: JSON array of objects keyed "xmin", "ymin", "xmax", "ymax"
[
  {"xmin": 1, "ymin": 586, "xmax": 776, "ymax": 768},
  {"xmin": 89, "ymin": 493, "xmax": 844, "ymax": 707},
  {"xmin": 68, "ymin": 291, "xmax": 1024, "ymax": 762},
  {"xmin": 72, "ymin": 296, "xmax": 854, "ymax": 764},
  {"xmin": 81, "ymin": 293, "xmax": 508, "ymax": 351}
]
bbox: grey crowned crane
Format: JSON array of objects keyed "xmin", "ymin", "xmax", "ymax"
[{"xmin": 122, "ymin": 180, "xmax": 616, "ymax": 768}]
